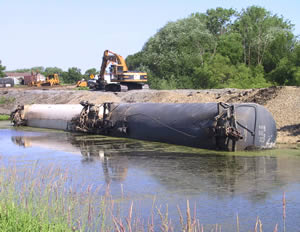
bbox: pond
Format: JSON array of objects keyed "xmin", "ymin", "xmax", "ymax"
[{"xmin": 0, "ymin": 120, "xmax": 300, "ymax": 231}]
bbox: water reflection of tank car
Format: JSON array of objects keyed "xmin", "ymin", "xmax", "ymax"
[
  {"xmin": 75, "ymin": 140, "xmax": 282, "ymax": 200},
  {"xmin": 11, "ymin": 136, "xmax": 31, "ymax": 147},
  {"xmin": 72, "ymin": 138, "xmax": 129, "ymax": 183},
  {"xmin": 11, "ymin": 133, "xmax": 81, "ymax": 154},
  {"xmin": 10, "ymin": 133, "xmax": 299, "ymax": 201}
]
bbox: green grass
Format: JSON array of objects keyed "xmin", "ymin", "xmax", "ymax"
[
  {"xmin": 0, "ymin": 203, "xmax": 72, "ymax": 232},
  {"xmin": 0, "ymin": 115, "xmax": 9, "ymax": 121},
  {"xmin": 75, "ymin": 86, "xmax": 90, "ymax": 90},
  {"xmin": 0, "ymin": 164, "xmax": 109, "ymax": 231},
  {"xmin": 0, "ymin": 96, "xmax": 15, "ymax": 105}
]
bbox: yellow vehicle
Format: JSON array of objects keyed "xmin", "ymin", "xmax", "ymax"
[
  {"xmin": 29, "ymin": 74, "xmax": 60, "ymax": 87},
  {"xmin": 94, "ymin": 50, "xmax": 148, "ymax": 91},
  {"xmin": 45, "ymin": 74, "xmax": 60, "ymax": 86},
  {"xmin": 76, "ymin": 79, "xmax": 88, "ymax": 87},
  {"xmin": 76, "ymin": 74, "xmax": 95, "ymax": 88}
]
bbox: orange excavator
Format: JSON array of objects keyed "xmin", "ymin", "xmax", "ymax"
[{"xmin": 93, "ymin": 50, "xmax": 148, "ymax": 92}]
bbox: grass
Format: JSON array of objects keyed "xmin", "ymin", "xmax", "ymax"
[
  {"xmin": 0, "ymin": 162, "xmax": 284, "ymax": 232},
  {"xmin": 0, "ymin": 96, "xmax": 15, "ymax": 105},
  {"xmin": 0, "ymin": 163, "xmax": 109, "ymax": 231},
  {"xmin": 0, "ymin": 203, "xmax": 71, "ymax": 232},
  {"xmin": 75, "ymin": 86, "xmax": 90, "ymax": 90},
  {"xmin": 0, "ymin": 115, "xmax": 9, "ymax": 121}
]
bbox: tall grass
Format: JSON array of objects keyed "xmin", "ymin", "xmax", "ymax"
[
  {"xmin": 0, "ymin": 163, "xmax": 109, "ymax": 231},
  {"xmin": 0, "ymin": 203, "xmax": 71, "ymax": 232},
  {"xmin": 0, "ymin": 162, "xmax": 284, "ymax": 232}
]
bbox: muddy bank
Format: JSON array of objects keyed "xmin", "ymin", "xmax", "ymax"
[{"xmin": 1, "ymin": 86, "xmax": 299, "ymax": 144}]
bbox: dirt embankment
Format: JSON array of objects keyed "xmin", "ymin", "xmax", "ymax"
[{"xmin": 0, "ymin": 86, "xmax": 299, "ymax": 144}]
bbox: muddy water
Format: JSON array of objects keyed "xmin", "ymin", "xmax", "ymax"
[{"xmin": 1, "ymin": 121, "xmax": 300, "ymax": 231}]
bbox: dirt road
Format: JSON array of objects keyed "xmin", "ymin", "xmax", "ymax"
[{"xmin": 1, "ymin": 86, "xmax": 299, "ymax": 144}]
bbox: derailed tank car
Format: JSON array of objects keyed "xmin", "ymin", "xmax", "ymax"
[{"xmin": 11, "ymin": 102, "xmax": 277, "ymax": 151}]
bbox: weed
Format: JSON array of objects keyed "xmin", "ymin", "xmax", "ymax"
[
  {"xmin": 0, "ymin": 96, "xmax": 15, "ymax": 104},
  {"xmin": 76, "ymin": 86, "xmax": 90, "ymax": 90}
]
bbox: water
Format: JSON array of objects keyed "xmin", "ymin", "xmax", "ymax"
[{"xmin": 1, "ymin": 121, "xmax": 300, "ymax": 231}]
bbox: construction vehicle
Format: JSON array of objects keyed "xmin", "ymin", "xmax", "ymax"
[
  {"xmin": 93, "ymin": 50, "xmax": 147, "ymax": 92},
  {"xmin": 76, "ymin": 79, "xmax": 88, "ymax": 87},
  {"xmin": 29, "ymin": 74, "xmax": 60, "ymax": 87},
  {"xmin": 76, "ymin": 74, "xmax": 95, "ymax": 88}
]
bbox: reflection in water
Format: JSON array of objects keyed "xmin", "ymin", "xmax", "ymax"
[{"xmin": 11, "ymin": 133, "xmax": 300, "ymax": 201}]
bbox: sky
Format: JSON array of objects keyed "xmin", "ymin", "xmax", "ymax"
[{"xmin": 1, "ymin": 0, "xmax": 300, "ymax": 72}]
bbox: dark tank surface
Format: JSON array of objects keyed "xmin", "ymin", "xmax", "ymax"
[
  {"xmin": 108, "ymin": 102, "xmax": 277, "ymax": 151},
  {"xmin": 10, "ymin": 102, "xmax": 277, "ymax": 151}
]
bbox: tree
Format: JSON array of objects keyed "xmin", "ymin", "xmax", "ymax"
[
  {"xmin": 127, "ymin": 6, "xmax": 298, "ymax": 89},
  {"xmin": 217, "ymin": 33, "xmax": 243, "ymax": 65},
  {"xmin": 61, "ymin": 67, "xmax": 82, "ymax": 84},
  {"xmin": 202, "ymin": 7, "xmax": 236, "ymax": 36},
  {"xmin": 44, "ymin": 67, "xmax": 64, "ymax": 77},
  {"xmin": 31, "ymin": 66, "xmax": 45, "ymax": 73},
  {"xmin": 235, "ymin": 6, "xmax": 293, "ymax": 66},
  {"xmin": 84, "ymin": 68, "xmax": 98, "ymax": 79},
  {"xmin": 0, "ymin": 60, "xmax": 6, "ymax": 77},
  {"xmin": 263, "ymin": 31, "xmax": 296, "ymax": 73},
  {"xmin": 128, "ymin": 14, "xmax": 216, "ymax": 89}
]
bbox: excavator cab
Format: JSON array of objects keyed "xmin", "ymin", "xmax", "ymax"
[{"xmin": 110, "ymin": 65, "xmax": 124, "ymax": 77}]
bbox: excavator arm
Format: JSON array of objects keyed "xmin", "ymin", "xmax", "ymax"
[{"xmin": 99, "ymin": 50, "xmax": 128, "ymax": 81}]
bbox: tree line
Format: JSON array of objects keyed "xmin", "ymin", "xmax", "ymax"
[
  {"xmin": 0, "ymin": 65, "xmax": 98, "ymax": 84},
  {"xmin": 126, "ymin": 6, "xmax": 300, "ymax": 89}
]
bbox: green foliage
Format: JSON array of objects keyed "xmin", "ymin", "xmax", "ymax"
[
  {"xmin": 0, "ymin": 115, "xmax": 10, "ymax": 121},
  {"xmin": 267, "ymin": 57, "xmax": 300, "ymax": 85},
  {"xmin": 76, "ymin": 86, "xmax": 90, "ymax": 90},
  {"xmin": 0, "ymin": 60, "xmax": 6, "ymax": 78},
  {"xmin": 201, "ymin": 7, "xmax": 236, "ymax": 36},
  {"xmin": 227, "ymin": 64, "xmax": 270, "ymax": 88},
  {"xmin": 43, "ymin": 67, "xmax": 64, "ymax": 77},
  {"xmin": 236, "ymin": 6, "xmax": 292, "ymax": 67},
  {"xmin": 128, "ymin": 13, "xmax": 216, "ymax": 89},
  {"xmin": 30, "ymin": 66, "xmax": 45, "ymax": 73},
  {"xmin": 9, "ymin": 66, "xmax": 45, "ymax": 74},
  {"xmin": 217, "ymin": 33, "xmax": 243, "ymax": 65},
  {"xmin": 84, "ymin": 68, "xmax": 98, "ymax": 79},
  {"xmin": 0, "ymin": 96, "xmax": 15, "ymax": 105},
  {"xmin": 0, "ymin": 203, "xmax": 72, "ymax": 232},
  {"xmin": 127, "ymin": 6, "xmax": 299, "ymax": 89},
  {"xmin": 61, "ymin": 67, "xmax": 83, "ymax": 84}
]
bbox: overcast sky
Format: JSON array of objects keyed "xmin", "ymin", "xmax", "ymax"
[{"xmin": 1, "ymin": 0, "xmax": 299, "ymax": 72}]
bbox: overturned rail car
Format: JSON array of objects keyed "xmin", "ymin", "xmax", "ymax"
[{"xmin": 11, "ymin": 102, "xmax": 277, "ymax": 151}]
